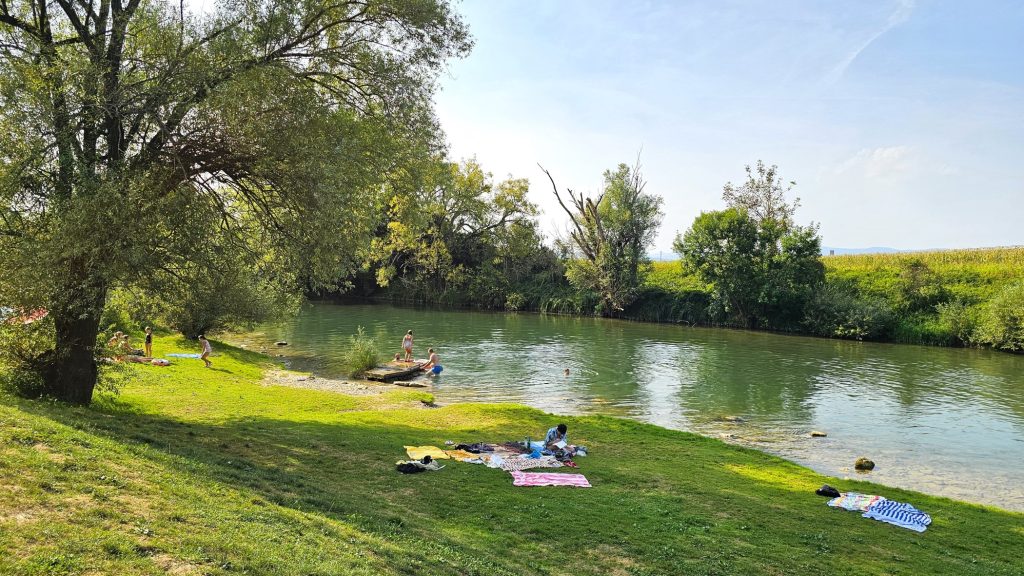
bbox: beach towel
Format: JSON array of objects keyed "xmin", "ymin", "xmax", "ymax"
[
  {"xmin": 500, "ymin": 455, "xmax": 563, "ymax": 472},
  {"xmin": 444, "ymin": 449, "xmax": 482, "ymax": 462},
  {"xmin": 862, "ymin": 499, "xmax": 932, "ymax": 532},
  {"xmin": 510, "ymin": 471, "xmax": 591, "ymax": 488},
  {"xmin": 404, "ymin": 446, "xmax": 451, "ymax": 460},
  {"xmin": 166, "ymin": 353, "xmax": 201, "ymax": 359},
  {"xmin": 827, "ymin": 492, "xmax": 884, "ymax": 512}
]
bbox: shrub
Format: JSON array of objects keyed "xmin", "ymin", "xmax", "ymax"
[
  {"xmin": 803, "ymin": 282, "xmax": 892, "ymax": 340},
  {"xmin": 936, "ymin": 300, "xmax": 979, "ymax": 345},
  {"xmin": 505, "ymin": 292, "xmax": 526, "ymax": 311},
  {"xmin": 974, "ymin": 281, "xmax": 1024, "ymax": 352},
  {"xmin": 344, "ymin": 326, "xmax": 380, "ymax": 377}
]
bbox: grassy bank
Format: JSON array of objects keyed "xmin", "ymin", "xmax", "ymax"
[
  {"xmin": 638, "ymin": 248, "xmax": 1024, "ymax": 348},
  {"xmin": 2, "ymin": 336, "xmax": 1022, "ymax": 575}
]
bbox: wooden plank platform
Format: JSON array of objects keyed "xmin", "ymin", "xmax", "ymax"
[{"xmin": 364, "ymin": 361, "xmax": 424, "ymax": 382}]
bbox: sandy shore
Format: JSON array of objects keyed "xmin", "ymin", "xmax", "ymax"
[{"xmin": 260, "ymin": 368, "xmax": 433, "ymax": 397}]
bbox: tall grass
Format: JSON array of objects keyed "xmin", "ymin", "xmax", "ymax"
[{"xmin": 343, "ymin": 325, "xmax": 380, "ymax": 377}]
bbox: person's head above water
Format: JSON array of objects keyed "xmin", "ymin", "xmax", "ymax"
[
  {"xmin": 557, "ymin": 423, "xmax": 567, "ymax": 435},
  {"xmin": 428, "ymin": 347, "xmax": 435, "ymax": 354},
  {"xmin": 407, "ymin": 330, "xmax": 413, "ymax": 335}
]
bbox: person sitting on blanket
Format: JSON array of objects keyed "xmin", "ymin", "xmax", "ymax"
[{"xmin": 544, "ymin": 423, "xmax": 578, "ymax": 456}]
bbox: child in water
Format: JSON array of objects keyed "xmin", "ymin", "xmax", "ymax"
[{"xmin": 402, "ymin": 330, "xmax": 414, "ymax": 362}]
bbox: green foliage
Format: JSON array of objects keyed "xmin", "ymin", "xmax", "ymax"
[
  {"xmin": 974, "ymin": 281, "xmax": 1024, "ymax": 352},
  {"xmin": 936, "ymin": 300, "xmax": 979, "ymax": 345},
  {"xmin": 0, "ymin": 0, "xmax": 471, "ymax": 403},
  {"xmin": 676, "ymin": 210, "xmax": 823, "ymax": 329},
  {"xmin": 366, "ymin": 158, "xmax": 557, "ymax": 308},
  {"xmin": 892, "ymin": 260, "xmax": 950, "ymax": 314},
  {"xmin": 802, "ymin": 282, "xmax": 893, "ymax": 340},
  {"xmin": 549, "ymin": 161, "xmax": 663, "ymax": 315},
  {"xmin": 675, "ymin": 163, "xmax": 823, "ymax": 330},
  {"xmin": 344, "ymin": 326, "xmax": 381, "ymax": 377}
]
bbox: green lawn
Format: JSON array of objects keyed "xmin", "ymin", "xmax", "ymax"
[{"xmin": 2, "ymin": 336, "xmax": 1022, "ymax": 575}]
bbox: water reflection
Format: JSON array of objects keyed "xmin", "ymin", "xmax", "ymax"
[{"xmin": 230, "ymin": 302, "xmax": 1024, "ymax": 511}]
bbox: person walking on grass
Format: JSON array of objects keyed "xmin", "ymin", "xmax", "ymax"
[
  {"xmin": 144, "ymin": 326, "xmax": 153, "ymax": 358},
  {"xmin": 199, "ymin": 334, "xmax": 213, "ymax": 368},
  {"xmin": 402, "ymin": 330, "xmax": 414, "ymax": 362}
]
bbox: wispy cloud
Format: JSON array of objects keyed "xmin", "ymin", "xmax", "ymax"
[
  {"xmin": 823, "ymin": 0, "xmax": 915, "ymax": 86},
  {"xmin": 835, "ymin": 146, "xmax": 914, "ymax": 178}
]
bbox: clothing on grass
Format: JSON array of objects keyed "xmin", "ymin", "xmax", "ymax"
[
  {"xmin": 454, "ymin": 443, "xmax": 494, "ymax": 454},
  {"xmin": 510, "ymin": 471, "xmax": 591, "ymax": 488},
  {"xmin": 395, "ymin": 459, "xmax": 445, "ymax": 474},
  {"xmin": 862, "ymin": 499, "xmax": 932, "ymax": 532},
  {"xmin": 166, "ymin": 353, "xmax": 201, "ymax": 358},
  {"xmin": 827, "ymin": 492, "xmax": 884, "ymax": 512},
  {"xmin": 404, "ymin": 446, "xmax": 451, "ymax": 460}
]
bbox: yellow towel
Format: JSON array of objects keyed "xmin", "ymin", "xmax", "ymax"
[
  {"xmin": 444, "ymin": 449, "xmax": 480, "ymax": 461},
  {"xmin": 404, "ymin": 445, "xmax": 451, "ymax": 460}
]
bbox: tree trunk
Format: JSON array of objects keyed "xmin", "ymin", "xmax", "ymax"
[{"xmin": 42, "ymin": 271, "xmax": 107, "ymax": 405}]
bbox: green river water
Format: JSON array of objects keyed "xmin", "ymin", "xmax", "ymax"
[{"xmin": 230, "ymin": 302, "xmax": 1024, "ymax": 512}]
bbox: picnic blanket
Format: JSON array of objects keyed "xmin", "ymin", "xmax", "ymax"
[
  {"xmin": 444, "ymin": 449, "xmax": 483, "ymax": 462},
  {"xmin": 500, "ymin": 455, "xmax": 563, "ymax": 472},
  {"xmin": 510, "ymin": 471, "xmax": 591, "ymax": 488},
  {"xmin": 862, "ymin": 499, "xmax": 932, "ymax": 532},
  {"xmin": 827, "ymin": 492, "xmax": 884, "ymax": 512},
  {"xmin": 404, "ymin": 446, "xmax": 451, "ymax": 460}
]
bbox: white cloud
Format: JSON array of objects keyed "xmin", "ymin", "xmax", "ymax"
[{"xmin": 835, "ymin": 146, "xmax": 914, "ymax": 178}]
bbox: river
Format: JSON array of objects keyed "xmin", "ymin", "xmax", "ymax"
[{"xmin": 229, "ymin": 302, "xmax": 1024, "ymax": 512}]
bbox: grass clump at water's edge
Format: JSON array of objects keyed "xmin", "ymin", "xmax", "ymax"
[{"xmin": 1, "ymin": 336, "xmax": 1022, "ymax": 576}]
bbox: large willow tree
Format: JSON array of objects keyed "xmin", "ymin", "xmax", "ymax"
[{"xmin": 0, "ymin": 0, "xmax": 470, "ymax": 403}]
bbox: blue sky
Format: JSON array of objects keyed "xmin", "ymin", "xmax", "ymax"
[{"xmin": 433, "ymin": 0, "xmax": 1024, "ymax": 252}]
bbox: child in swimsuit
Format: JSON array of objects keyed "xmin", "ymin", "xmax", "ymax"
[
  {"xmin": 199, "ymin": 335, "xmax": 212, "ymax": 368},
  {"xmin": 402, "ymin": 330, "xmax": 414, "ymax": 362}
]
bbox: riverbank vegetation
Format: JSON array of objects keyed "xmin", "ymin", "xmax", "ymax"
[{"xmin": 2, "ymin": 336, "xmax": 1021, "ymax": 575}]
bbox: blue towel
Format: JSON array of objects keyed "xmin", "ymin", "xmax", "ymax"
[
  {"xmin": 862, "ymin": 499, "xmax": 932, "ymax": 532},
  {"xmin": 166, "ymin": 353, "xmax": 201, "ymax": 359}
]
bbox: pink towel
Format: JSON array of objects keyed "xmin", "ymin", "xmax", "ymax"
[{"xmin": 510, "ymin": 471, "xmax": 592, "ymax": 488}]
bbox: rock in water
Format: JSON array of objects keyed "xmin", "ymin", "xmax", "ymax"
[
  {"xmin": 810, "ymin": 430, "xmax": 828, "ymax": 437},
  {"xmin": 854, "ymin": 457, "xmax": 875, "ymax": 471},
  {"xmin": 275, "ymin": 341, "xmax": 288, "ymax": 346}
]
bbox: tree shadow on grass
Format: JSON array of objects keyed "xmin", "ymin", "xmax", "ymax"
[{"xmin": 12, "ymin": 396, "xmax": 1024, "ymax": 576}]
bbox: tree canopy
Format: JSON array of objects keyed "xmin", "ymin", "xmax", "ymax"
[
  {"xmin": 545, "ymin": 161, "xmax": 663, "ymax": 315},
  {"xmin": 674, "ymin": 162, "xmax": 823, "ymax": 329},
  {"xmin": 0, "ymin": 0, "xmax": 471, "ymax": 403}
]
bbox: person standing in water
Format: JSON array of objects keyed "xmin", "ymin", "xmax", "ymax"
[
  {"xmin": 422, "ymin": 348, "xmax": 441, "ymax": 374},
  {"xmin": 199, "ymin": 334, "xmax": 213, "ymax": 368},
  {"xmin": 402, "ymin": 330, "xmax": 414, "ymax": 362},
  {"xmin": 144, "ymin": 326, "xmax": 153, "ymax": 358}
]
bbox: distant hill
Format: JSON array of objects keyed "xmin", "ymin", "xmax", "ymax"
[{"xmin": 821, "ymin": 246, "xmax": 901, "ymax": 256}]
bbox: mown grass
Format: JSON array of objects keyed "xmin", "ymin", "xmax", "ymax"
[{"xmin": 2, "ymin": 336, "xmax": 1022, "ymax": 575}]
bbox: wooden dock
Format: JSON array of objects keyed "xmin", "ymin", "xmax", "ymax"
[{"xmin": 364, "ymin": 361, "xmax": 424, "ymax": 382}]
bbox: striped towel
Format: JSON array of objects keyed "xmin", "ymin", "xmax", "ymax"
[
  {"xmin": 863, "ymin": 499, "xmax": 932, "ymax": 532},
  {"xmin": 510, "ymin": 471, "xmax": 591, "ymax": 488}
]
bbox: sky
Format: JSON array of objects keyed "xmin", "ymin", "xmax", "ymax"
[{"xmin": 432, "ymin": 0, "xmax": 1024, "ymax": 252}]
